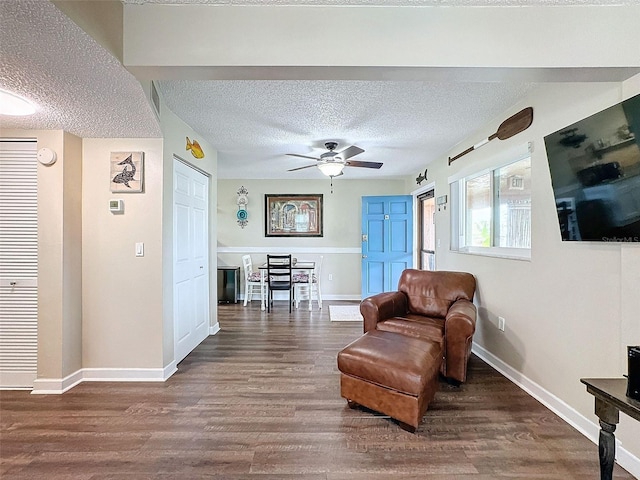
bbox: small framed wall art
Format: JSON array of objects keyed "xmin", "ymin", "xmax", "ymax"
[
  {"xmin": 265, "ymin": 194, "xmax": 323, "ymax": 237},
  {"xmin": 110, "ymin": 151, "xmax": 144, "ymax": 193}
]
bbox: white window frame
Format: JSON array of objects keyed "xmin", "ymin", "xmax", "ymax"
[{"xmin": 449, "ymin": 151, "xmax": 532, "ymax": 261}]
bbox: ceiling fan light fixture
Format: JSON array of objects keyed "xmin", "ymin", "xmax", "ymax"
[
  {"xmin": 318, "ymin": 161, "xmax": 345, "ymax": 177},
  {"xmin": 0, "ymin": 88, "xmax": 37, "ymax": 116}
]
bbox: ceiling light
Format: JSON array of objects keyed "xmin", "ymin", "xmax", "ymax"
[
  {"xmin": 0, "ymin": 89, "xmax": 37, "ymax": 116},
  {"xmin": 318, "ymin": 161, "xmax": 345, "ymax": 177}
]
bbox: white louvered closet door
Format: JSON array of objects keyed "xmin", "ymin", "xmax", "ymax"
[{"xmin": 0, "ymin": 140, "xmax": 38, "ymax": 389}]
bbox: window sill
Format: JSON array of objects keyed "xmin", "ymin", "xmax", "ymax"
[{"xmin": 455, "ymin": 246, "xmax": 531, "ymax": 261}]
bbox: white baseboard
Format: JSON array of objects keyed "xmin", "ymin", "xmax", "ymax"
[
  {"xmin": 472, "ymin": 343, "xmax": 640, "ymax": 478},
  {"xmin": 239, "ymin": 293, "xmax": 361, "ymax": 302},
  {"xmin": 163, "ymin": 361, "xmax": 177, "ymax": 380},
  {"xmin": 31, "ymin": 363, "xmax": 179, "ymax": 395},
  {"xmin": 82, "ymin": 367, "xmax": 169, "ymax": 382},
  {"xmin": 32, "ymin": 369, "xmax": 83, "ymax": 394},
  {"xmin": 323, "ymin": 295, "xmax": 361, "ymax": 301},
  {"xmin": 28, "ymin": 327, "xmax": 222, "ymax": 395}
]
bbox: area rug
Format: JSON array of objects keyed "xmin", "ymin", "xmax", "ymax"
[{"xmin": 329, "ymin": 305, "xmax": 363, "ymax": 322}]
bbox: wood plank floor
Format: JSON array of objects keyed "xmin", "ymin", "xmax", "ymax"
[{"xmin": 0, "ymin": 301, "xmax": 634, "ymax": 479}]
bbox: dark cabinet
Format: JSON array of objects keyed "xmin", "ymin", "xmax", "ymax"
[{"xmin": 217, "ymin": 266, "xmax": 239, "ymax": 303}]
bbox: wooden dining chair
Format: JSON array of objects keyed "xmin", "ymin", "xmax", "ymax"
[
  {"xmin": 294, "ymin": 255, "xmax": 323, "ymax": 310},
  {"xmin": 241, "ymin": 254, "xmax": 265, "ymax": 307},
  {"xmin": 266, "ymin": 254, "xmax": 293, "ymax": 313}
]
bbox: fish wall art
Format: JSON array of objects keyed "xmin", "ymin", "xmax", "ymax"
[
  {"xmin": 110, "ymin": 151, "xmax": 144, "ymax": 193},
  {"xmin": 186, "ymin": 137, "xmax": 205, "ymax": 159}
]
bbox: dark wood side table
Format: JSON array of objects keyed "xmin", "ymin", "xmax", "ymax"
[{"xmin": 580, "ymin": 378, "xmax": 640, "ymax": 480}]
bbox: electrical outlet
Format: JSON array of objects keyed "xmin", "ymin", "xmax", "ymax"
[
  {"xmin": 328, "ymin": 273, "xmax": 333, "ymax": 281},
  {"xmin": 498, "ymin": 316, "xmax": 506, "ymax": 332}
]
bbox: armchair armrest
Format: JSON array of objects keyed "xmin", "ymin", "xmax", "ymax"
[
  {"xmin": 360, "ymin": 291, "xmax": 408, "ymax": 333},
  {"xmin": 445, "ymin": 299, "xmax": 476, "ymax": 335},
  {"xmin": 443, "ymin": 299, "xmax": 477, "ymax": 382}
]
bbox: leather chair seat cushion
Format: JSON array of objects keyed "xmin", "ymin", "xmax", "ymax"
[
  {"xmin": 337, "ymin": 330, "xmax": 442, "ymax": 397},
  {"xmin": 377, "ymin": 314, "xmax": 444, "ymax": 344}
]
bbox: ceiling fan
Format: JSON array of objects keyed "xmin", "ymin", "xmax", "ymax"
[{"xmin": 287, "ymin": 142, "xmax": 383, "ymax": 177}]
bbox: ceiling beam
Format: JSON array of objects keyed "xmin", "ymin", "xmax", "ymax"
[{"xmin": 122, "ymin": 5, "xmax": 640, "ymax": 82}]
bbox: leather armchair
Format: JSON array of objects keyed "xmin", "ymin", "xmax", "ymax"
[{"xmin": 360, "ymin": 269, "xmax": 477, "ymax": 384}]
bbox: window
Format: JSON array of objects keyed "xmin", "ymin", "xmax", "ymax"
[{"xmin": 452, "ymin": 156, "xmax": 531, "ymax": 259}]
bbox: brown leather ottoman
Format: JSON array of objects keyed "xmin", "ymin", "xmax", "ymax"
[{"xmin": 337, "ymin": 329, "xmax": 443, "ymax": 432}]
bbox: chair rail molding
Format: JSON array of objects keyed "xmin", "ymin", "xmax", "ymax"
[{"xmin": 218, "ymin": 247, "xmax": 359, "ymax": 254}]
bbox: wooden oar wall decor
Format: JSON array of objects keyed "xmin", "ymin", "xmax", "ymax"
[{"xmin": 448, "ymin": 107, "xmax": 534, "ymax": 165}]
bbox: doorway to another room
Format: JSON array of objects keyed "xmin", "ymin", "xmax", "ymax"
[{"xmin": 417, "ymin": 189, "xmax": 436, "ymax": 271}]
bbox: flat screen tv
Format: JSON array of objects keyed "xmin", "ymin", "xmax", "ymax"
[{"xmin": 544, "ymin": 93, "xmax": 640, "ymax": 242}]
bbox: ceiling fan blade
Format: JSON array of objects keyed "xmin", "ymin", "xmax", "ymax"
[
  {"xmin": 287, "ymin": 164, "xmax": 318, "ymax": 172},
  {"xmin": 286, "ymin": 153, "xmax": 321, "ymax": 161},
  {"xmin": 339, "ymin": 146, "xmax": 364, "ymax": 160},
  {"xmin": 345, "ymin": 160, "xmax": 383, "ymax": 169}
]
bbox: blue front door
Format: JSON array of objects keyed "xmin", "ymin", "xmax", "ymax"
[{"xmin": 361, "ymin": 195, "xmax": 413, "ymax": 299}]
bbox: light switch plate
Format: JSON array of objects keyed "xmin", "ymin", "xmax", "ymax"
[{"xmin": 135, "ymin": 242, "xmax": 144, "ymax": 257}]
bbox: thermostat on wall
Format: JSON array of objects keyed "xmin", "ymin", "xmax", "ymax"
[{"xmin": 109, "ymin": 199, "xmax": 124, "ymax": 213}]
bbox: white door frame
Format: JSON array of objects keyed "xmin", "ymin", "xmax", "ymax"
[{"xmin": 411, "ymin": 181, "xmax": 436, "ymax": 269}]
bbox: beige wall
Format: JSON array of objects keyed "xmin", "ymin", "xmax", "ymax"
[
  {"xmin": 82, "ymin": 138, "xmax": 164, "ymax": 369},
  {"xmin": 217, "ymin": 178, "xmax": 406, "ymax": 300},
  {"xmin": 61, "ymin": 132, "xmax": 83, "ymax": 377},
  {"xmin": 0, "ymin": 129, "xmax": 83, "ymax": 380},
  {"xmin": 4, "ymin": 97, "xmax": 218, "ymax": 376},
  {"xmin": 427, "ymin": 76, "xmax": 640, "ymax": 464},
  {"xmin": 158, "ymin": 98, "xmax": 218, "ymax": 367}
]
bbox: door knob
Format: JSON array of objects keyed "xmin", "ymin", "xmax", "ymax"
[{"xmin": 362, "ymin": 255, "xmax": 367, "ymax": 259}]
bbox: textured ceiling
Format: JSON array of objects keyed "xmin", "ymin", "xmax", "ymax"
[
  {"xmin": 159, "ymin": 79, "xmax": 535, "ymax": 179},
  {"xmin": 0, "ymin": 0, "xmax": 161, "ymax": 139},
  {"xmin": 0, "ymin": 0, "xmax": 637, "ymax": 181}
]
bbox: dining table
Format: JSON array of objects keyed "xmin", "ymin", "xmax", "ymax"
[{"xmin": 258, "ymin": 261, "xmax": 316, "ymax": 311}]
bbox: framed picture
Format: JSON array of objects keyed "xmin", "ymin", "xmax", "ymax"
[
  {"xmin": 110, "ymin": 151, "xmax": 144, "ymax": 193},
  {"xmin": 265, "ymin": 194, "xmax": 323, "ymax": 237}
]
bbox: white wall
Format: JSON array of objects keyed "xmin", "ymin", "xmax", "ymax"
[
  {"xmin": 217, "ymin": 178, "xmax": 406, "ymax": 300},
  {"xmin": 428, "ymin": 76, "xmax": 640, "ymax": 471}
]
